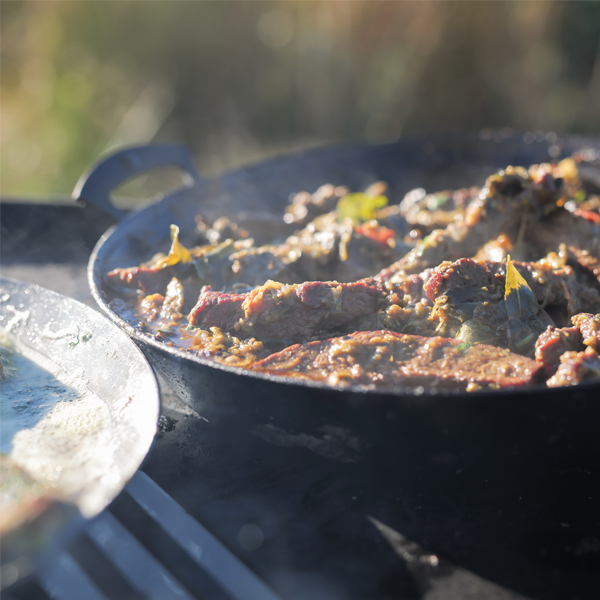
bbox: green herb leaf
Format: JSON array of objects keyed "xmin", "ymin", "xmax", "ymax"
[
  {"xmin": 574, "ymin": 190, "xmax": 586, "ymax": 204},
  {"xmin": 336, "ymin": 193, "xmax": 388, "ymax": 224},
  {"xmin": 456, "ymin": 342, "xmax": 471, "ymax": 351},
  {"xmin": 504, "ymin": 255, "xmax": 538, "ymax": 320}
]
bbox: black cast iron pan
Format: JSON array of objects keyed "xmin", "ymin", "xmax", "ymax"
[
  {"xmin": 79, "ymin": 134, "xmax": 600, "ymax": 463},
  {"xmin": 0, "ymin": 278, "xmax": 160, "ymax": 590}
]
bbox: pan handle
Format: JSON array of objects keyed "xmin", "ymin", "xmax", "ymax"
[{"xmin": 72, "ymin": 144, "xmax": 201, "ymax": 222}]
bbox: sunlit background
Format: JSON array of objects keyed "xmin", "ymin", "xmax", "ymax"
[{"xmin": 2, "ymin": 1, "xmax": 600, "ymax": 199}]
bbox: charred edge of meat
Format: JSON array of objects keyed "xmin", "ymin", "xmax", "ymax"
[
  {"xmin": 546, "ymin": 347, "xmax": 600, "ymax": 387},
  {"xmin": 253, "ymin": 330, "xmax": 542, "ymax": 391},
  {"xmin": 534, "ymin": 325, "xmax": 584, "ymax": 376},
  {"xmin": 571, "ymin": 313, "xmax": 600, "ymax": 350}
]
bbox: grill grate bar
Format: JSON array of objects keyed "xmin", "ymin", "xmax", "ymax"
[
  {"xmin": 88, "ymin": 511, "xmax": 194, "ymax": 600},
  {"xmin": 38, "ymin": 553, "xmax": 107, "ymax": 600},
  {"xmin": 126, "ymin": 471, "xmax": 282, "ymax": 600}
]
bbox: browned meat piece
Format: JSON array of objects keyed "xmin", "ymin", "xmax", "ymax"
[
  {"xmin": 534, "ymin": 326, "xmax": 583, "ymax": 376},
  {"xmin": 378, "ymin": 166, "xmax": 564, "ymax": 283},
  {"xmin": 283, "ymin": 212, "xmax": 342, "ymax": 278},
  {"xmin": 422, "ymin": 258, "xmax": 554, "ymax": 353},
  {"xmin": 349, "ymin": 272, "xmax": 439, "ymax": 337},
  {"xmin": 336, "ymin": 225, "xmax": 410, "ymax": 282},
  {"xmin": 424, "ymin": 258, "xmax": 503, "ymax": 342},
  {"xmin": 386, "ymin": 270, "xmax": 433, "ymax": 306},
  {"xmin": 425, "ymin": 258, "xmax": 502, "ymax": 304},
  {"xmin": 373, "ymin": 302, "xmax": 439, "ymax": 337},
  {"xmin": 572, "ymin": 313, "xmax": 600, "ymax": 350},
  {"xmin": 139, "ymin": 294, "xmax": 164, "ymax": 322},
  {"xmin": 530, "ymin": 207, "xmax": 600, "ymax": 283},
  {"xmin": 284, "ymin": 212, "xmax": 411, "ymax": 283},
  {"xmin": 181, "ymin": 214, "xmax": 411, "ymax": 291},
  {"xmin": 107, "ymin": 262, "xmax": 193, "ymax": 293},
  {"xmin": 187, "ymin": 287, "xmax": 247, "ymax": 332},
  {"xmin": 254, "ymin": 331, "xmax": 542, "ymax": 390},
  {"xmin": 455, "ymin": 296, "xmax": 555, "ymax": 356},
  {"xmin": 188, "ymin": 280, "xmax": 385, "ymax": 344},
  {"xmin": 546, "ymin": 347, "xmax": 600, "ymax": 387}
]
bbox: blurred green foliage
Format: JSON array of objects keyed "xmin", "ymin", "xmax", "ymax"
[{"xmin": 1, "ymin": 1, "xmax": 600, "ymax": 198}]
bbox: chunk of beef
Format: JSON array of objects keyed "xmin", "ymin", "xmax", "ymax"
[
  {"xmin": 283, "ymin": 212, "xmax": 342, "ymax": 280},
  {"xmin": 534, "ymin": 326, "xmax": 583, "ymax": 376},
  {"xmin": 422, "ymin": 258, "xmax": 554, "ymax": 353},
  {"xmin": 572, "ymin": 313, "xmax": 600, "ymax": 350},
  {"xmin": 187, "ymin": 286, "xmax": 246, "ymax": 332},
  {"xmin": 335, "ymin": 225, "xmax": 411, "ymax": 282},
  {"xmin": 253, "ymin": 331, "xmax": 542, "ymax": 390},
  {"xmin": 530, "ymin": 207, "xmax": 600, "ymax": 283},
  {"xmin": 373, "ymin": 302, "xmax": 439, "ymax": 337},
  {"xmin": 107, "ymin": 262, "xmax": 193, "ymax": 293},
  {"xmin": 378, "ymin": 166, "xmax": 564, "ymax": 283},
  {"xmin": 195, "ymin": 214, "xmax": 411, "ymax": 289},
  {"xmin": 285, "ymin": 212, "xmax": 410, "ymax": 283},
  {"xmin": 139, "ymin": 294, "xmax": 164, "ymax": 322},
  {"xmin": 188, "ymin": 280, "xmax": 385, "ymax": 344},
  {"xmin": 386, "ymin": 271, "xmax": 432, "ymax": 305},
  {"xmin": 445, "ymin": 297, "xmax": 554, "ymax": 356},
  {"xmin": 425, "ymin": 258, "xmax": 501, "ymax": 304},
  {"xmin": 546, "ymin": 347, "xmax": 600, "ymax": 387}
]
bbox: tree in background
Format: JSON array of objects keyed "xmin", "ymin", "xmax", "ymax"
[{"xmin": 1, "ymin": 1, "xmax": 599, "ymax": 198}]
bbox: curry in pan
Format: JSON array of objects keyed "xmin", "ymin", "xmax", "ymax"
[{"xmin": 106, "ymin": 153, "xmax": 600, "ymax": 392}]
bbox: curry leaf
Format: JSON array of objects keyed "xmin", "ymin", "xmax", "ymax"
[
  {"xmin": 504, "ymin": 255, "xmax": 538, "ymax": 320},
  {"xmin": 336, "ymin": 193, "xmax": 388, "ymax": 223},
  {"xmin": 156, "ymin": 224, "xmax": 192, "ymax": 268},
  {"xmin": 557, "ymin": 158, "xmax": 579, "ymax": 185}
]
